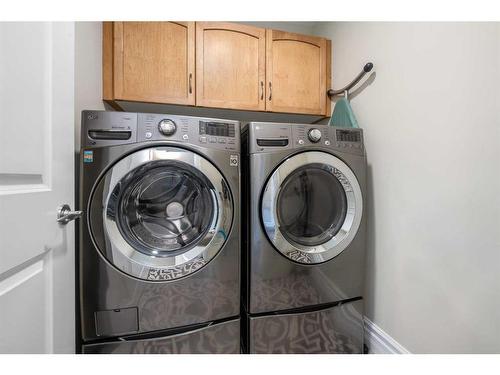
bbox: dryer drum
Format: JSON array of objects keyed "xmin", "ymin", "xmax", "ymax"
[
  {"xmin": 261, "ymin": 151, "xmax": 363, "ymax": 264},
  {"xmin": 276, "ymin": 163, "xmax": 348, "ymax": 247}
]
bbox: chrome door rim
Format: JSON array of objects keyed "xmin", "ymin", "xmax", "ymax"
[
  {"xmin": 90, "ymin": 147, "xmax": 233, "ymax": 281},
  {"xmin": 261, "ymin": 151, "xmax": 362, "ymax": 264}
]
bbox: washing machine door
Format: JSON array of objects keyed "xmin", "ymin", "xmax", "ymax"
[
  {"xmin": 261, "ymin": 151, "xmax": 362, "ymax": 264},
  {"xmin": 89, "ymin": 147, "xmax": 233, "ymax": 281}
]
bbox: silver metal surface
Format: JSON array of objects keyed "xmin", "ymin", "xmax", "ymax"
[
  {"xmin": 93, "ymin": 147, "xmax": 233, "ymax": 281},
  {"xmin": 56, "ymin": 204, "xmax": 83, "ymax": 224},
  {"xmin": 158, "ymin": 119, "xmax": 177, "ymax": 136},
  {"xmin": 248, "ymin": 300, "xmax": 363, "ymax": 354},
  {"xmin": 83, "ymin": 318, "xmax": 240, "ymax": 354},
  {"xmin": 261, "ymin": 151, "xmax": 362, "ymax": 264},
  {"xmin": 308, "ymin": 128, "xmax": 322, "ymax": 143},
  {"xmin": 243, "ymin": 122, "xmax": 367, "ymax": 315},
  {"xmin": 79, "ymin": 110, "xmax": 241, "ymax": 342}
]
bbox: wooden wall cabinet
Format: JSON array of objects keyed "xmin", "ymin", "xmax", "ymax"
[
  {"xmin": 104, "ymin": 21, "xmax": 195, "ymax": 106},
  {"xmin": 196, "ymin": 22, "xmax": 266, "ymax": 111},
  {"xmin": 266, "ymin": 30, "xmax": 330, "ymax": 115},
  {"xmin": 103, "ymin": 22, "xmax": 331, "ymax": 116}
]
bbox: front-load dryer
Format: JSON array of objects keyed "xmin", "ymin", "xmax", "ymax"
[
  {"xmin": 241, "ymin": 122, "xmax": 367, "ymax": 353},
  {"xmin": 78, "ymin": 111, "xmax": 241, "ymax": 353}
]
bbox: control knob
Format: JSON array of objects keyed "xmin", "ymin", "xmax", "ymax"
[
  {"xmin": 308, "ymin": 128, "xmax": 322, "ymax": 143},
  {"xmin": 158, "ymin": 119, "xmax": 177, "ymax": 136}
]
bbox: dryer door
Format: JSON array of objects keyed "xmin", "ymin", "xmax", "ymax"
[
  {"xmin": 89, "ymin": 147, "xmax": 233, "ymax": 281},
  {"xmin": 261, "ymin": 151, "xmax": 362, "ymax": 264}
]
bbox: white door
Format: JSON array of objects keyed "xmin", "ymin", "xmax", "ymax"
[{"xmin": 0, "ymin": 22, "xmax": 75, "ymax": 353}]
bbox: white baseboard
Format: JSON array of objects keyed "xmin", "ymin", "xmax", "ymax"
[{"xmin": 364, "ymin": 317, "xmax": 410, "ymax": 354}]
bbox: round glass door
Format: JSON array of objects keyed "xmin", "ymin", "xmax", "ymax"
[
  {"xmin": 90, "ymin": 147, "xmax": 233, "ymax": 281},
  {"xmin": 261, "ymin": 151, "xmax": 362, "ymax": 264},
  {"xmin": 117, "ymin": 161, "xmax": 215, "ymax": 257}
]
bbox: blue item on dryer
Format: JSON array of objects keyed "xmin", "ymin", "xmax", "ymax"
[{"xmin": 328, "ymin": 97, "xmax": 359, "ymax": 128}]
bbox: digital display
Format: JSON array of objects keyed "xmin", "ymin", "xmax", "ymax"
[
  {"xmin": 199, "ymin": 121, "xmax": 235, "ymax": 137},
  {"xmin": 336, "ymin": 129, "xmax": 361, "ymax": 143}
]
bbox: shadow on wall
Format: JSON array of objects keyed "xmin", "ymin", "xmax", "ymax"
[{"xmin": 350, "ymin": 72, "xmax": 377, "ymax": 101}]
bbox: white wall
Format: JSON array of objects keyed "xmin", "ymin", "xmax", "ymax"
[
  {"xmin": 313, "ymin": 22, "xmax": 500, "ymax": 353},
  {"xmin": 75, "ymin": 22, "xmax": 105, "ymax": 151}
]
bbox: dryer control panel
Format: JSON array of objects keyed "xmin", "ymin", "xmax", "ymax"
[
  {"xmin": 82, "ymin": 110, "xmax": 240, "ymax": 152},
  {"xmin": 246, "ymin": 122, "xmax": 364, "ymax": 155}
]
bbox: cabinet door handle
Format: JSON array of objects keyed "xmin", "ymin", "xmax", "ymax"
[
  {"xmin": 189, "ymin": 73, "xmax": 193, "ymax": 94},
  {"xmin": 260, "ymin": 81, "xmax": 264, "ymax": 100},
  {"xmin": 268, "ymin": 82, "xmax": 272, "ymax": 101}
]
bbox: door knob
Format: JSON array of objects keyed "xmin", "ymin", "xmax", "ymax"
[{"xmin": 57, "ymin": 204, "xmax": 83, "ymax": 224}]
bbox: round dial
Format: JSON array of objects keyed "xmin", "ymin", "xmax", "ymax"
[
  {"xmin": 158, "ymin": 119, "xmax": 177, "ymax": 136},
  {"xmin": 308, "ymin": 128, "xmax": 322, "ymax": 143}
]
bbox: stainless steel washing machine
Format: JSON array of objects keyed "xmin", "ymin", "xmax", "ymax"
[
  {"xmin": 241, "ymin": 122, "xmax": 367, "ymax": 354},
  {"xmin": 78, "ymin": 111, "xmax": 241, "ymax": 353}
]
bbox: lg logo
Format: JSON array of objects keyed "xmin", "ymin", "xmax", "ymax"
[{"xmin": 87, "ymin": 113, "xmax": 98, "ymax": 120}]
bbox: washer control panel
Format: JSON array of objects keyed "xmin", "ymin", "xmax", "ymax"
[
  {"xmin": 198, "ymin": 121, "xmax": 237, "ymax": 146},
  {"xmin": 137, "ymin": 113, "xmax": 239, "ymax": 151},
  {"xmin": 247, "ymin": 122, "xmax": 364, "ymax": 155},
  {"xmin": 82, "ymin": 110, "xmax": 239, "ymax": 151}
]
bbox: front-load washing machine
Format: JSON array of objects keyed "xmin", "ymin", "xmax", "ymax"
[
  {"xmin": 241, "ymin": 122, "xmax": 367, "ymax": 354},
  {"xmin": 78, "ymin": 111, "xmax": 241, "ymax": 353}
]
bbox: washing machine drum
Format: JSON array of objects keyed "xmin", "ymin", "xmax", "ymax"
[
  {"xmin": 261, "ymin": 151, "xmax": 363, "ymax": 264},
  {"xmin": 89, "ymin": 147, "xmax": 233, "ymax": 281}
]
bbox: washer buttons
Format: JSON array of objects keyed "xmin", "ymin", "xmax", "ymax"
[
  {"xmin": 182, "ymin": 134, "xmax": 189, "ymax": 140},
  {"xmin": 218, "ymin": 138, "xmax": 226, "ymax": 144},
  {"xmin": 199, "ymin": 136, "xmax": 207, "ymax": 143},
  {"xmin": 308, "ymin": 128, "xmax": 322, "ymax": 143},
  {"xmin": 324, "ymin": 140, "xmax": 331, "ymax": 146},
  {"xmin": 298, "ymin": 139, "xmax": 305, "ymax": 145},
  {"xmin": 158, "ymin": 119, "xmax": 177, "ymax": 136},
  {"xmin": 209, "ymin": 137, "xmax": 217, "ymax": 143},
  {"xmin": 145, "ymin": 131, "xmax": 152, "ymax": 139}
]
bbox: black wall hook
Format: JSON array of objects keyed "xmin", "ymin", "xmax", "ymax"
[{"xmin": 327, "ymin": 62, "xmax": 374, "ymax": 99}]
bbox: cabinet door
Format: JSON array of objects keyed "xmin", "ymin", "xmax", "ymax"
[
  {"xmin": 266, "ymin": 30, "xmax": 328, "ymax": 115},
  {"xmin": 113, "ymin": 22, "xmax": 195, "ymax": 105},
  {"xmin": 196, "ymin": 22, "xmax": 266, "ymax": 111}
]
